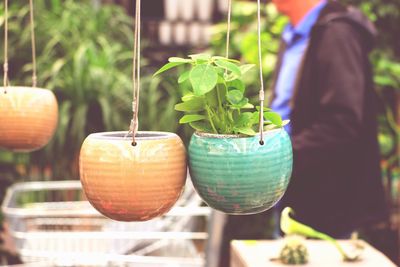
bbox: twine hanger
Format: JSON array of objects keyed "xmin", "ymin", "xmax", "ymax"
[
  {"xmin": 225, "ymin": 0, "xmax": 266, "ymax": 145},
  {"xmin": 129, "ymin": 0, "xmax": 141, "ymax": 146},
  {"xmin": 2, "ymin": 0, "xmax": 38, "ymax": 94}
]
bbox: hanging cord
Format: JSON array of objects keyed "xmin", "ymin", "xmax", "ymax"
[
  {"xmin": 2, "ymin": 0, "xmax": 38, "ymax": 92},
  {"xmin": 3, "ymin": 0, "xmax": 8, "ymax": 93},
  {"xmin": 257, "ymin": 0, "xmax": 265, "ymax": 145},
  {"xmin": 29, "ymin": 0, "xmax": 37, "ymax": 87},
  {"xmin": 225, "ymin": 0, "xmax": 232, "ymax": 61},
  {"xmin": 129, "ymin": 0, "xmax": 141, "ymax": 146}
]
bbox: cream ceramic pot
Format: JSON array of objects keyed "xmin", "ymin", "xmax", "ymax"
[
  {"xmin": 0, "ymin": 86, "xmax": 58, "ymax": 152},
  {"xmin": 79, "ymin": 131, "xmax": 187, "ymax": 222}
]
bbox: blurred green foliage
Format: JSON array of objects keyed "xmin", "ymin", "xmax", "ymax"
[
  {"xmin": 0, "ymin": 0, "xmax": 183, "ymax": 180},
  {"xmin": 0, "ymin": 0, "xmax": 398, "ymax": 185}
]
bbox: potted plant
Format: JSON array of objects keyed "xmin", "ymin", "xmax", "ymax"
[{"xmin": 154, "ymin": 54, "xmax": 292, "ymax": 214}]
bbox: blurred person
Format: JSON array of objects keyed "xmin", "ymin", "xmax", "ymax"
[
  {"xmin": 271, "ymin": 0, "xmax": 388, "ymax": 238},
  {"xmin": 219, "ymin": 1, "xmax": 388, "ymax": 266}
]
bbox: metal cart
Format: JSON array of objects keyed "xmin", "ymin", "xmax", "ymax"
[{"xmin": 2, "ymin": 179, "xmax": 224, "ymax": 267}]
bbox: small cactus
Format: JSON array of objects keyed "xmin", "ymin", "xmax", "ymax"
[{"xmin": 279, "ymin": 235, "xmax": 309, "ymax": 265}]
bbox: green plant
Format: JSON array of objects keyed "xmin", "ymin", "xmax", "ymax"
[
  {"xmin": 155, "ymin": 54, "xmax": 286, "ymax": 135},
  {"xmin": 279, "ymin": 235, "xmax": 309, "ymax": 265},
  {"xmin": 281, "ymin": 207, "xmax": 364, "ymax": 262},
  {"xmin": 210, "ymin": 2, "xmax": 287, "ymax": 96}
]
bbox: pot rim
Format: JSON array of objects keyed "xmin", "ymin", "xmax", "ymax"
[
  {"xmin": 87, "ymin": 131, "xmax": 179, "ymax": 141},
  {"xmin": 194, "ymin": 129, "xmax": 282, "ymax": 139},
  {"xmin": 0, "ymin": 86, "xmax": 52, "ymax": 93}
]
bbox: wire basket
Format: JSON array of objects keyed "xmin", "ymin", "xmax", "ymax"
[{"xmin": 1, "ymin": 179, "xmax": 211, "ymax": 267}]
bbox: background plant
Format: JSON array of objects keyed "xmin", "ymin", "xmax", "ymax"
[{"xmin": 0, "ymin": 0, "xmax": 183, "ymax": 181}]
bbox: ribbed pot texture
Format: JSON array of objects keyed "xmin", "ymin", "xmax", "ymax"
[
  {"xmin": 79, "ymin": 131, "xmax": 187, "ymax": 222},
  {"xmin": 0, "ymin": 87, "xmax": 58, "ymax": 152},
  {"xmin": 189, "ymin": 129, "xmax": 293, "ymax": 214}
]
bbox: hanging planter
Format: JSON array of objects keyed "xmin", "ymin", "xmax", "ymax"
[
  {"xmin": 155, "ymin": 52, "xmax": 294, "ymax": 213},
  {"xmin": 0, "ymin": 87, "xmax": 58, "ymax": 152},
  {"xmin": 79, "ymin": 131, "xmax": 187, "ymax": 221},
  {"xmin": 189, "ymin": 131, "xmax": 292, "ymax": 214},
  {"xmin": 0, "ymin": 0, "xmax": 58, "ymax": 152},
  {"xmin": 154, "ymin": 0, "xmax": 293, "ymax": 214},
  {"xmin": 79, "ymin": 0, "xmax": 187, "ymax": 222}
]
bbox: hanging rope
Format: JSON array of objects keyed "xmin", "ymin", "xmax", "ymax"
[
  {"xmin": 29, "ymin": 0, "xmax": 37, "ymax": 87},
  {"xmin": 130, "ymin": 0, "xmax": 141, "ymax": 146},
  {"xmin": 3, "ymin": 0, "xmax": 9, "ymax": 93},
  {"xmin": 256, "ymin": 0, "xmax": 265, "ymax": 145},
  {"xmin": 2, "ymin": 0, "xmax": 38, "ymax": 92},
  {"xmin": 225, "ymin": 0, "xmax": 232, "ymax": 60}
]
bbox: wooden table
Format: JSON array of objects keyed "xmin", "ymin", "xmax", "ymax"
[{"xmin": 231, "ymin": 240, "xmax": 397, "ymax": 267}]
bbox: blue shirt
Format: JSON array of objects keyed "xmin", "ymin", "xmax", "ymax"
[{"xmin": 271, "ymin": 1, "xmax": 327, "ymax": 134}]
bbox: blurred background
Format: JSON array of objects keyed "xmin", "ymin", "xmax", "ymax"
[{"xmin": 0, "ymin": 0, "xmax": 399, "ymax": 266}]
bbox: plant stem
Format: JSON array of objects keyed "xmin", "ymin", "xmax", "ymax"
[
  {"xmin": 205, "ymin": 105, "xmax": 218, "ymax": 134},
  {"xmin": 216, "ymin": 85, "xmax": 227, "ymax": 132},
  {"xmin": 216, "ymin": 84, "xmax": 223, "ymax": 112}
]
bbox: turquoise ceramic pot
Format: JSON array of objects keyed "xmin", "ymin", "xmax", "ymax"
[{"xmin": 189, "ymin": 129, "xmax": 292, "ymax": 214}]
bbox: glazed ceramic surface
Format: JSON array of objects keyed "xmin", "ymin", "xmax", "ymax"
[
  {"xmin": 0, "ymin": 87, "xmax": 58, "ymax": 152},
  {"xmin": 189, "ymin": 129, "xmax": 292, "ymax": 214},
  {"xmin": 79, "ymin": 131, "xmax": 187, "ymax": 222}
]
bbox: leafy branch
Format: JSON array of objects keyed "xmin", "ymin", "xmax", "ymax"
[{"xmin": 155, "ymin": 54, "xmax": 287, "ymax": 135}]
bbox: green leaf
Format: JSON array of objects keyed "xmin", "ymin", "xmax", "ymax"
[
  {"xmin": 265, "ymin": 120, "xmax": 290, "ymax": 130},
  {"xmin": 51, "ymin": 59, "xmax": 66, "ymax": 75},
  {"xmin": 205, "ymin": 89, "xmax": 219, "ymax": 107},
  {"xmin": 230, "ymin": 98, "xmax": 249, "ymax": 109},
  {"xmin": 212, "ymin": 56, "xmax": 240, "ymax": 64},
  {"xmin": 234, "ymin": 127, "xmax": 257, "ymax": 136},
  {"xmin": 227, "ymin": 90, "xmax": 244, "ymax": 105},
  {"xmin": 179, "ymin": 114, "xmax": 207, "ymax": 124},
  {"xmin": 240, "ymin": 64, "xmax": 255, "ymax": 75},
  {"xmin": 281, "ymin": 120, "xmax": 290, "ymax": 127},
  {"xmin": 154, "ymin": 62, "xmax": 186, "ymax": 76},
  {"xmin": 174, "ymin": 98, "xmax": 205, "ymax": 112},
  {"xmin": 264, "ymin": 111, "xmax": 283, "ymax": 126},
  {"xmin": 256, "ymin": 106, "xmax": 272, "ymax": 112},
  {"xmin": 235, "ymin": 112, "xmax": 254, "ymax": 127},
  {"xmin": 242, "ymin": 103, "xmax": 255, "ymax": 109},
  {"xmin": 189, "ymin": 54, "xmax": 211, "ymax": 61},
  {"xmin": 190, "ymin": 121, "xmax": 212, "ymax": 132},
  {"xmin": 168, "ymin": 57, "xmax": 192, "ymax": 63},
  {"xmin": 182, "ymin": 93, "xmax": 196, "ymax": 102},
  {"xmin": 227, "ymin": 79, "xmax": 245, "ymax": 93},
  {"xmin": 190, "ymin": 64, "xmax": 218, "ymax": 96},
  {"xmin": 215, "ymin": 60, "xmax": 241, "ymax": 77},
  {"xmin": 178, "ymin": 71, "xmax": 190, "ymax": 83},
  {"xmin": 217, "ymin": 75, "xmax": 225, "ymax": 84}
]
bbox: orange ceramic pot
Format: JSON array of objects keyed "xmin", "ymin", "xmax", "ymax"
[
  {"xmin": 79, "ymin": 131, "xmax": 187, "ymax": 222},
  {"xmin": 0, "ymin": 86, "xmax": 58, "ymax": 152}
]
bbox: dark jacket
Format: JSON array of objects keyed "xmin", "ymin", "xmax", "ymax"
[{"xmin": 276, "ymin": 1, "xmax": 388, "ymax": 237}]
